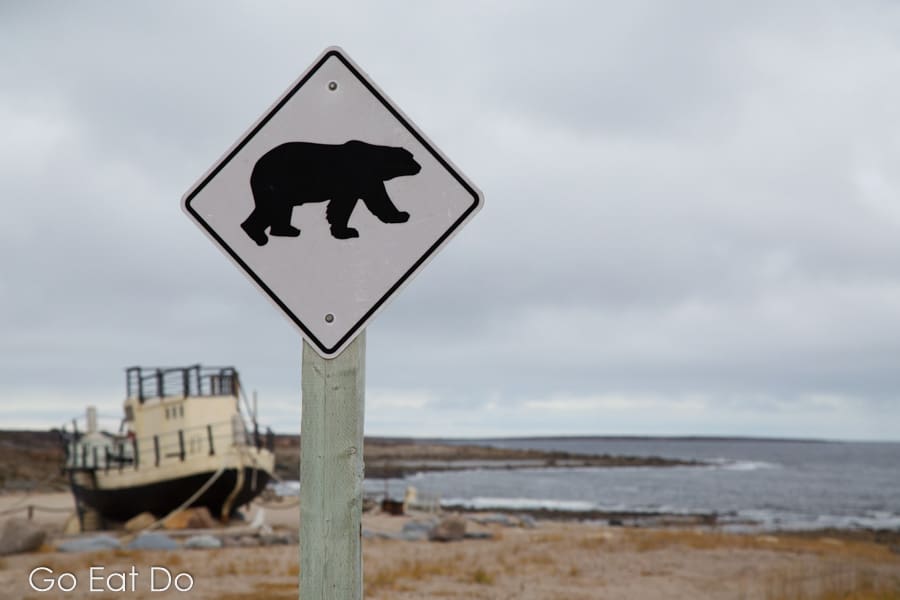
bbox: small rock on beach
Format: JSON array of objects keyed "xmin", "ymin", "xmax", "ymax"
[{"xmin": 57, "ymin": 534, "xmax": 121, "ymax": 553}]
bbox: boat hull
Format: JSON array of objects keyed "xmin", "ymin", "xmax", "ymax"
[{"xmin": 71, "ymin": 466, "xmax": 271, "ymax": 523}]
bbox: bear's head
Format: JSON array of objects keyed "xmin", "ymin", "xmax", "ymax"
[
  {"xmin": 346, "ymin": 140, "xmax": 421, "ymax": 182},
  {"xmin": 379, "ymin": 146, "xmax": 421, "ymax": 180}
]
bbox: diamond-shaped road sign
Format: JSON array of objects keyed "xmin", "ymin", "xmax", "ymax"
[{"xmin": 182, "ymin": 47, "xmax": 483, "ymax": 358}]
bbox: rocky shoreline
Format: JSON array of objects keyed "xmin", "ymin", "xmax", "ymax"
[
  {"xmin": 274, "ymin": 435, "xmax": 702, "ymax": 480},
  {"xmin": 439, "ymin": 503, "xmax": 721, "ymax": 527}
]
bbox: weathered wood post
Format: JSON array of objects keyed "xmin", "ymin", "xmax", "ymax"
[{"xmin": 300, "ymin": 332, "xmax": 366, "ymax": 599}]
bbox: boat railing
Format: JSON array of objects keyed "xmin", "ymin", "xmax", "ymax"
[
  {"xmin": 63, "ymin": 419, "xmax": 275, "ymax": 473},
  {"xmin": 126, "ymin": 365, "xmax": 240, "ymax": 404}
]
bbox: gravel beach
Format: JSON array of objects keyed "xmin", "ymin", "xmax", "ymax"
[{"xmin": 1, "ymin": 492, "xmax": 898, "ymax": 599}]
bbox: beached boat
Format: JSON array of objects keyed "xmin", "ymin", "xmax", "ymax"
[{"xmin": 60, "ymin": 365, "xmax": 275, "ymax": 528}]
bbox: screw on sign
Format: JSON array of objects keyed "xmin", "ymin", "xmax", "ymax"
[{"xmin": 181, "ymin": 47, "xmax": 482, "ymax": 600}]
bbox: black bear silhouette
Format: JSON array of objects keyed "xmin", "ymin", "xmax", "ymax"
[{"xmin": 240, "ymin": 140, "xmax": 421, "ymax": 246}]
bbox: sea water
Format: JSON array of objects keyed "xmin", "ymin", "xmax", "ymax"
[{"xmin": 361, "ymin": 437, "xmax": 900, "ymax": 531}]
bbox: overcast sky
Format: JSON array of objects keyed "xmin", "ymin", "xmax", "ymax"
[{"xmin": 2, "ymin": 2, "xmax": 900, "ymax": 441}]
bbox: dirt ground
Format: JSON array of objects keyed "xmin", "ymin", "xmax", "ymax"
[{"xmin": 1, "ymin": 493, "xmax": 898, "ymax": 599}]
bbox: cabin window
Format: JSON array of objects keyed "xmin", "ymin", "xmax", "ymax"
[
  {"xmin": 165, "ymin": 407, "xmax": 170, "ymax": 419},
  {"xmin": 179, "ymin": 405, "xmax": 184, "ymax": 418}
]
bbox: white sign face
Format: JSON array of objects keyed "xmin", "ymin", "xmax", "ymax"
[{"xmin": 183, "ymin": 47, "xmax": 482, "ymax": 358}]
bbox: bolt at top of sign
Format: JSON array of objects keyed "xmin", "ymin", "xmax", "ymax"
[{"xmin": 182, "ymin": 47, "xmax": 482, "ymax": 357}]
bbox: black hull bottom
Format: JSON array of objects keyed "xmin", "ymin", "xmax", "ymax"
[{"xmin": 71, "ymin": 467, "xmax": 272, "ymax": 523}]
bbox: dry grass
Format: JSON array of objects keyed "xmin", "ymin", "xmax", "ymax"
[
  {"xmin": 603, "ymin": 530, "xmax": 899, "ymax": 600},
  {"xmin": 764, "ymin": 564, "xmax": 900, "ymax": 600},
  {"xmin": 215, "ymin": 561, "xmax": 240, "ymax": 576},
  {"xmin": 217, "ymin": 592, "xmax": 291, "ymax": 600},
  {"xmin": 577, "ymin": 532, "xmax": 612, "ymax": 550},
  {"xmin": 364, "ymin": 556, "xmax": 457, "ymax": 595},
  {"xmin": 621, "ymin": 527, "xmax": 900, "ymax": 563},
  {"xmin": 470, "ymin": 567, "xmax": 494, "ymax": 585},
  {"xmin": 253, "ymin": 580, "xmax": 298, "ymax": 598}
]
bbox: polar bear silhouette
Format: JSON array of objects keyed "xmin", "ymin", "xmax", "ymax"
[{"xmin": 240, "ymin": 140, "xmax": 421, "ymax": 245}]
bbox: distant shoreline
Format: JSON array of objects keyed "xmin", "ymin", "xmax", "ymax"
[
  {"xmin": 272, "ymin": 435, "xmax": 704, "ymax": 480},
  {"xmin": 0, "ymin": 430, "xmax": 703, "ymax": 493},
  {"xmin": 401, "ymin": 435, "xmax": 857, "ymax": 444}
]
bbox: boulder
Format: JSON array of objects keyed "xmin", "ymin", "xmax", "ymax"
[
  {"xmin": 189, "ymin": 506, "xmax": 219, "ymax": 528},
  {"xmin": 403, "ymin": 519, "xmax": 436, "ymax": 534},
  {"xmin": 184, "ymin": 534, "xmax": 222, "ymax": 550},
  {"xmin": 517, "ymin": 514, "xmax": 538, "ymax": 529},
  {"xmin": 127, "ymin": 532, "xmax": 179, "ymax": 551},
  {"xmin": 221, "ymin": 535, "xmax": 261, "ymax": 548},
  {"xmin": 260, "ymin": 532, "xmax": 294, "ymax": 546},
  {"xmin": 475, "ymin": 513, "xmax": 517, "ymax": 527},
  {"xmin": 162, "ymin": 511, "xmax": 190, "ymax": 530},
  {"xmin": 163, "ymin": 507, "xmax": 218, "ymax": 530},
  {"xmin": 400, "ymin": 529, "xmax": 428, "ymax": 541},
  {"xmin": 62, "ymin": 513, "xmax": 82, "ymax": 536},
  {"xmin": 0, "ymin": 518, "xmax": 47, "ymax": 555},
  {"xmin": 57, "ymin": 535, "xmax": 121, "ymax": 553},
  {"xmin": 124, "ymin": 512, "xmax": 157, "ymax": 533},
  {"xmin": 400, "ymin": 519, "xmax": 436, "ymax": 541},
  {"xmin": 428, "ymin": 516, "xmax": 467, "ymax": 542}
]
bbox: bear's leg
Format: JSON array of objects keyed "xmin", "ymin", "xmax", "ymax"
[
  {"xmin": 361, "ymin": 183, "xmax": 410, "ymax": 224},
  {"xmin": 241, "ymin": 207, "xmax": 271, "ymax": 247},
  {"xmin": 326, "ymin": 196, "xmax": 360, "ymax": 239},
  {"xmin": 269, "ymin": 201, "xmax": 301, "ymax": 238},
  {"xmin": 243, "ymin": 182, "xmax": 288, "ymax": 246}
]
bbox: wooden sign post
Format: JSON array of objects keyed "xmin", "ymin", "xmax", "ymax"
[{"xmin": 300, "ymin": 332, "xmax": 365, "ymax": 599}]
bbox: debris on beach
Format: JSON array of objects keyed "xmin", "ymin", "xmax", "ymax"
[{"xmin": 0, "ymin": 518, "xmax": 47, "ymax": 555}]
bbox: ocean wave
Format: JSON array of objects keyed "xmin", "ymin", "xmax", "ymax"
[
  {"xmin": 706, "ymin": 458, "xmax": 780, "ymax": 471},
  {"xmin": 441, "ymin": 496, "xmax": 598, "ymax": 512},
  {"xmin": 271, "ymin": 480, "xmax": 300, "ymax": 496}
]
